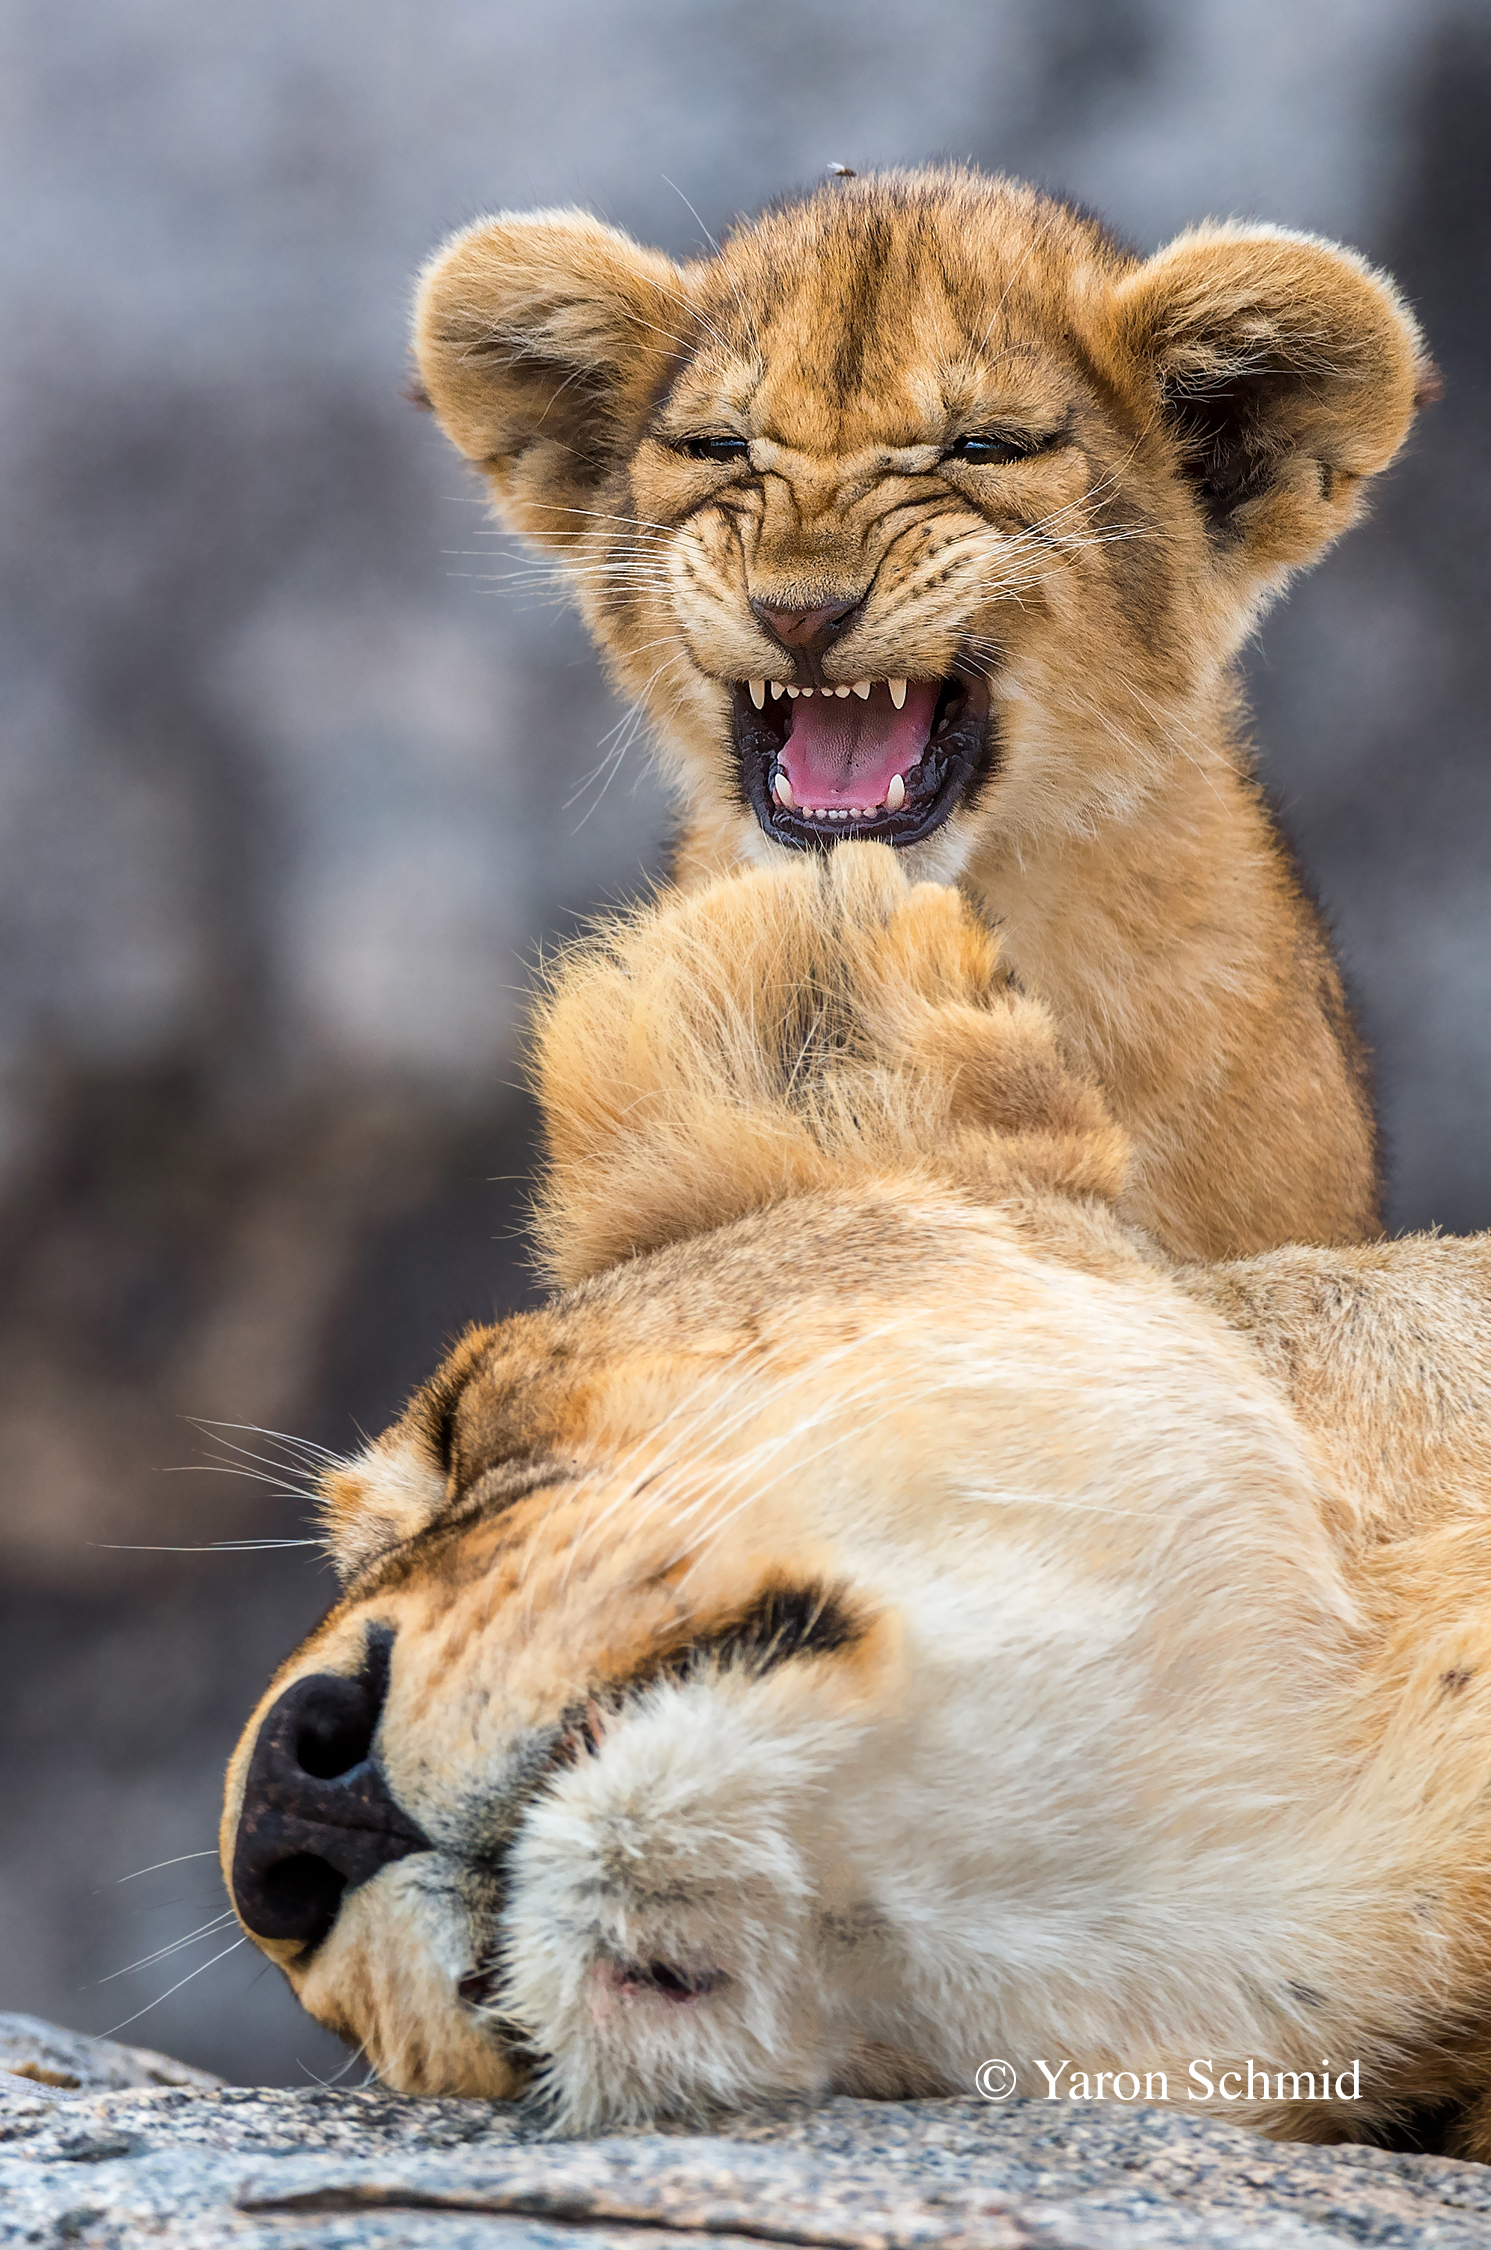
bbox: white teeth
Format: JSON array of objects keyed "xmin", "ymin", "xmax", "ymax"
[
  {"xmin": 889, "ymin": 678, "xmax": 908, "ymax": 710},
  {"xmin": 886, "ymin": 773, "xmax": 906, "ymax": 811},
  {"xmin": 800, "ymin": 685, "xmax": 815, "ymax": 697},
  {"xmin": 770, "ymin": 681, "xmax": 785, "ymax": 699},
  {"xmin": 748, "ymin": 678, "xmax": 765, "ymax": 709},
  {"xmin": 835, "ymin": 684, "xmax": 851, "ymax": 697},
  {"xmin": 773, "ymin": 770, "xmax": 795, "ymax": 810},
  {"xmin": 853, "ymin": 680, "xmax": 872, "ymax": 700},
  {"xmin": 786, "ymin": 685, "xmax": 801, "ymax": 698}
]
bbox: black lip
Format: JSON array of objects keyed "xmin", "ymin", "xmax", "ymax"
[{"xmin": 732, "ymin": 668, "xmax": 998, "ymax": 852}]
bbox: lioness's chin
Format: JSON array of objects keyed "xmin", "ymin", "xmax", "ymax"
[{"xmin": 730, "ymin": 669, "xmax": 996, "ymax": 852}]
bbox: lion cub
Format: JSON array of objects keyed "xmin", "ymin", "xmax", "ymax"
[{"xmin": 413, "ymin": 166, "xmax": 1432, "ymax": 1260}]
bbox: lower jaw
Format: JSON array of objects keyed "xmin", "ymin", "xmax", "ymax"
[{"xmin": 731, "ymin": 673, "xmax": 998, "ymax": 852}]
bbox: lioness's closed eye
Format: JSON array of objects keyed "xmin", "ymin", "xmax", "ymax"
[
  {"xmin": 414, "ymin": 164, "xmax": 1435, "ymax": 1261},
  {"xmin": 224, "ymin": 848, "xmax": 1491, "ymax": 2158}
]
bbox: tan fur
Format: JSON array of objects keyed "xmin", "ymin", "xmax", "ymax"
[
  {"xmin": 413, "ymin": 167, "xmax": 1433, "ymax": 1261},
  {"xmin": 226, "ymin": 847, "xmax": 1491, "ymax": 2154},
  {"xmin": 531, "ymin": 850, "xmax": 1125, "ymax": 1286}
]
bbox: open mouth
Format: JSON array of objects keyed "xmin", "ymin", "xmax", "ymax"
[{"xmin": 732, "ymin": 669, "xmax": 996, "ymax": 850}]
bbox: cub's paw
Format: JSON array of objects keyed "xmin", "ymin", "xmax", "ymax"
[{"xmin": 532, "ymin": 844, "xmax": 1127, "ymax": 1285}]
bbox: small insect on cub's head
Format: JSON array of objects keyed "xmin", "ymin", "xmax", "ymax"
[{"xmin": 220, "ymin": 1312, "xmax": 904, "ymax": 2126}]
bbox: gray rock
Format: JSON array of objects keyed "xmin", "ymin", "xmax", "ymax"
[
  {"xmin": 0, "ymin": 2012, "xmax": 223, "ymax": 2095},
  {"xmin": 6, "ymin": 2028, "xmax": 1491, "ymax": 2250}
]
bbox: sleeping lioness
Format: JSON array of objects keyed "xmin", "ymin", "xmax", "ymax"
[
  {"xmin": 412, "ymin": 166, "xmax": 1434, "ymax": 1261},
  {"xmin": 223, "ymin": 847, "xmax": 1491, "ymax": 2153}
]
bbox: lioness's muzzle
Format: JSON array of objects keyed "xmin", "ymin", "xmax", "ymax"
[{"xmin": 231, "ymin": 1632, "xmax": 429, "ymax": 1951}]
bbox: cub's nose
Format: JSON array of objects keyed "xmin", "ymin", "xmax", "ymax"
[
  {"xmin": 230, "ymin": 1629, "xmax": 430, "ymax": 1952},
  {"xmin": 749, "ymin": 595, "xmax": 864, "ymax": 658}
]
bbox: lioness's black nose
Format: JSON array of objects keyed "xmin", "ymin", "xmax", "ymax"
[
  {"xmin": 230, "ymin": 1628, "xmax": 430, "ymax": 1952},
  {"xmin": 750, "ymin": 595, "xmax": 864, "ymax": 657}
]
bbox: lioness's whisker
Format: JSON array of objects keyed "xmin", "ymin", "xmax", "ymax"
[
  {"xmin": 116, "ymin": 1850, "xmax": 220, "ymax": 1883},
  {"xmin": 99, "ymin": 1910, "xmax": 239, "ymax": 1985},
  {"xmin": 186, "ymin": 1418, "xmax": 340, "ymax": 1463},
  {"xmin": 98, "ymin": 1937, "xmax": 247, "ymax": 2040},
  {"xmin": 298, "ymin": 2043, "xmax": 367, "ymax": 2088},
  {"xmin": 93, "ymin": 1538, "xmax": 320, "ymax": 1552}
]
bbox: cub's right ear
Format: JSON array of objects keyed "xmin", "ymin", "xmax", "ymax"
[{"xmin": 413, "ymin": 209, "xmax": 687, "ymax": 546}]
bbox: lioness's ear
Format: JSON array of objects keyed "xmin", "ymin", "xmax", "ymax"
[
  {"xmin": 1110, "ymin": 223, "xmax": 1434, "ymax": 576},
  {"xmin": 413, "ymin": 209, "xmax": 687, "ymax": 545}
]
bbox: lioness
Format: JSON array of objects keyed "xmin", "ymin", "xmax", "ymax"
[
  {"xmin": 223, "ymin": 847, "xmax": 1491, "ymax": 2153},
  {"xmin": 413, "ymin": 166, "xmax": 1433, "ymax": 1260}
]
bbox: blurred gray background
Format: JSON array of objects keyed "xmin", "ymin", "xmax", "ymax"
[{"xmin": 2, "ymin": 0, "xmax": 1488, "ymax": 2085}]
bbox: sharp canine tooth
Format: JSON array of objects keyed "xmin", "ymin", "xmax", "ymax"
[
  {"xmin": 889, "ymin": 678, "xmax": 908, "ymax": 710},
  {"xmin": 770, "ymin": 681, "xmax": 785, "ymax": 699},
  {"xmin": 886, "ymin": 773, "xmax": 906, "ymax": 811},
  {"xmin": 853, "ymin": 680, "xmax": 872, "ymax": 699},
  {"xmin": 773, "ymin": 770, "xmax": 795, "ymax": 809},
  {"xmin": 748, "ymin": 678, "xmax": 765, "ymax": 709}
]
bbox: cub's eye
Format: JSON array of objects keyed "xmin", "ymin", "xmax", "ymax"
[
  {"xmin": 678, "ymin": 434, "xmax": 750, "ymax": 465},
  {"xmin": 943, "ymin": 432, "xmax": 1044, "ymax": 465}
]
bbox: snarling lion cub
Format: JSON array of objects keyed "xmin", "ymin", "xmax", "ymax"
[
  {"xmin": 414, "ymin": 166, "xmax": 1433, "ymax": 1260},
  {"xmin": 224, "ymin": 847, "xmax": 1491, "ymax": 2154}
]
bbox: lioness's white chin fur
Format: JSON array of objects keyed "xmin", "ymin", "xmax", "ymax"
[{"xmin": 502, "ymin": 1680, "xmax": 854, "ymax": 2129}]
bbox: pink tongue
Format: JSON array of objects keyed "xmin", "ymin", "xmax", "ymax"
[{"xmin": 779, "ymin": 683, "xmax": 940, "ymax": 808}]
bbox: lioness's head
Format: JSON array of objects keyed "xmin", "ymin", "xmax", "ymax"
[
  {"xmin": 221, "ymin": 853, "xmax": 1355, "ymax": 2128},
  {"xmin": 414, "ymin": 167, "xmax": 1429, "ymax": 877}
]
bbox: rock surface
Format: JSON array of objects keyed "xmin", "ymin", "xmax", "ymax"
[
  {"xmin": 6, "ymin": 2029, "xmax": 1491, "ymax": 2250},
  {"xmin": 0, "ymin": 2013, "xmax": 224, "ymax": 2096}
]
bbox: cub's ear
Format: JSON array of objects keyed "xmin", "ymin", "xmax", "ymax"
[
  {"xmin": 413, "ymin": 209, "xmax": 687, "ymax": 545},
  {"xmin": 1110, "ymin": 223, "xmax": 1435, "ymax": 576}
]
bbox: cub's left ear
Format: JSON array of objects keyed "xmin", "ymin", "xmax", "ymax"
[{"xmin": 1110, "ymin": 223, "xmax": 1436, "ymax": 575}]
